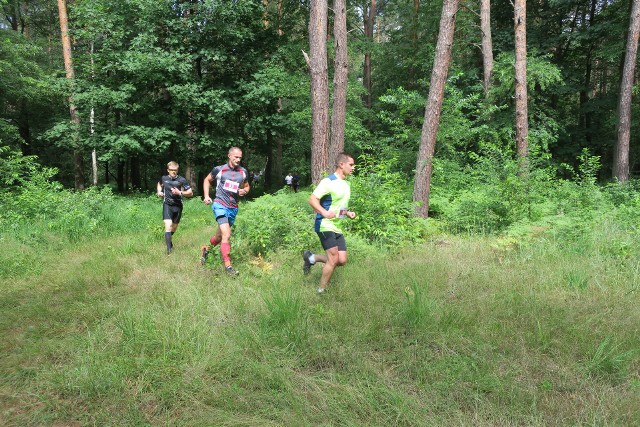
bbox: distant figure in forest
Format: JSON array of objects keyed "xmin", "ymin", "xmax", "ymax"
[
  {"xmin": 302, "ymin": 152, "xmax": 357, "ymax": 294},
  {"xmin": 285, "ymin": 172, "xmax": 293, "ymax": 190},
  {"xmin": 157, "ymin": 161, "xmax": 194, "ymax": 255},
  {"xmin": 292, "ymin": 173, "xmax": 301, "ymax": 192},
  {"xmin": 200, "ymin": 147, "xmax": 250, "ymax": 276}
]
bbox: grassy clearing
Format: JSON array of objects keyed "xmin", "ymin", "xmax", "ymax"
[{"xmin": 1, "ymin": 197, "xmax": 639, "ymax": 426}]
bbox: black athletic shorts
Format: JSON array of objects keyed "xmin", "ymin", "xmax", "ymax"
[
  {"xmin": 163, "ymin": 203, "xmax": 183, "ymax": 224},
  {"xmin": 317, "ymin": 231, "xmax": 347, "ymax": 251}
]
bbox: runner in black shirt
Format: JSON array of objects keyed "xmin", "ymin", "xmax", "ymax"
[{"xmin": 157, "ymin": 161, "xmax": 193, "ymax": 255}]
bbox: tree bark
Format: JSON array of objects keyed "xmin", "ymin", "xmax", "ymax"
[
  {"xmin": 309, "ymin": 0, "xmax": 330, "ymax": 183},
  {"xmin": 182, "ymin": 6, "xmax": 199, "ymax": 190},
  {"xmin": 6, "ymin": 1, "xmax": 19, "ymax": 31},
  {"xmin": 9, "ymin": 4, "xmax": 31, "ymax": 156},
  {"xmin": 22, "ymin": 0, "xmax": 29, "ymax": 37},
  {"xmin": 273, "ymin": 3, "xmax": 284, "ymax": 182},
  {"xmin": 89, "ymin": 40, "xmax": 98, "ymax": 186},
  {"xmin": 407, "ymin": 0, "xmax": 420, "ymax": 89},
  {"xmin": 413, "ymin": 0, "xmax": 459, "ymax": 218},
  {"xmin": 278, "ymin": 0, "xmax": 283, "ymax": 35},
  {"xmin": 330, "ymin": 0, "xmax": 348, "ymax": 164},
  {"xmin": 579, "ymin": 0, "xmax": 598, "ymax": 146},
  {"xmin": 57, "ymin": 0, "xmax": 85, "ymax": 189},
  {"xmin": 130, "ymin": 156, "xmax": 141, "ymax": 190},
  {"xmin": 90, "ymin": 104, "xmax": 97, "ymax": 186},
  {"xmin": 362, "ymin": 0, "xmax": 376, "ymax": 109},
  {"xmin": 514, "ymin": 0, "xmax": 529, "ymax": 167},
  {"xmin": 184, "ymin": 118, "xmax": 198, "ymax": 190},
  {"xmin": 117, "ymin": 160, "xmax": 125, "ymax": 192},
  {"xmin": 263, "ymin": 0, "xmax": 270, "ymax": 28},
  {"xmin": 613, "ymin": 0, "xmax": 640, "ymax": 182},
  {"xmin": 18, "ymin": 100, "xmax": 32, "ymax": 155},
  {"xmin": 275, "ymin": 131, "xmax": 283, "ymax": 187},
  {"xmin": 480, "ymin": 0, "xmax": 493, "ymax": 97}
]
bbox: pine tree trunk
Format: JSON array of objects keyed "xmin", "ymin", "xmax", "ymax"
[
  {"xmin": 57, "ymin": 0, "xmax": 85, "ymax": 189},
  {"xmin": 7, "ymin": 2, "xmax": 19, "ymax": 31},
  {"xmin": 362, "ymin": 0, "xmax": 376, "ymax": 109},
  {"xmin": 117, "ymin": 161, "xmax": 125, "ymax": 192},
  {"xmin": 330, "ymin": 0, "xmax": 348, "ymax": 164},
  {"xmin": 274, "ymin": 10, "xmax": 284, "ymax": 183},
  {"xmin": 514, "ymin": 0, "xmax": 529, "ymax": 168},
  {"xmin": 130, "ymin": 156, "xmax": 141, "ymax": 190},
  {"xmin": 413, "ymin": 0, "xmax": 459, "ymax": 218},
  {"xmin": 185, "ymin": 111, "xmax": 198, "ymax": 189},
  {"xmin": 614, "ymin": 0, "xmax": 640, "ymax": 182},
  {"xmin": 408, "ymin": 0, "xmax": 420, "ymax": 89},
  {"xmin": 273, "ymin": 97, "xmax": 284, "ymax": 189},
  {"xmin": 309, "ymin": 0, "xmax": 330, "ymax": 183},
  {"xmin": 580, "ymin": 0, "xmax": 598, "ymax": 146}
]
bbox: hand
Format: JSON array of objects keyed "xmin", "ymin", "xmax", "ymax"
[
  {"xmin": 157, "ymin": 192, "xmax": 164, "ymax": 197},
  {"xmin": 346, "ymin": 211, "xmax": 356, "ymax": 219},
  {"xmin": 203, "ymin": 196, "xmax": 212, "ymax": 205},
  {"xmin": 323, "ymin": 210, "xmax": 337, "ymax": 219},
  {"xmin": 170, "ymin": 187, "xmax": 181, "ymax": 195}
]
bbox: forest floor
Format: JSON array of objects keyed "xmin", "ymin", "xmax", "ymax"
[{"xmin": 1, "ymin": 202, "xmax": 639, "ymax": 426}]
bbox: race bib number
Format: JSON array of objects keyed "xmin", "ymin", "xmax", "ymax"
[
  {"xmin": 223, "ymin": 180, "xmax": 240, "ymax": 193},
  {"xmin": 338, "ymin": 207, "xmax": 348, "ymax": 219}
]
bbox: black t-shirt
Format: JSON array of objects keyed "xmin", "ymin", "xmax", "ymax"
[{"xmin": 159, "ymin": 175, "xmax": 191, "ymax": 206}]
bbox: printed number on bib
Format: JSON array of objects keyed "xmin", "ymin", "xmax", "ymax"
[{"xmin": 223, "ymin": 180, "xmax": 240, "ymax": 193}]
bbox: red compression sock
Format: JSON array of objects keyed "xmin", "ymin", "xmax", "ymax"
[{"xmin": 220, "ymin": 242, "xmax": 231, "ymax": 265}]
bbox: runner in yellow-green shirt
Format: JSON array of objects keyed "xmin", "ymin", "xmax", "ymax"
[{"xmin": 302, "ymin": 153, "xmax": 357, "ymax": 294}]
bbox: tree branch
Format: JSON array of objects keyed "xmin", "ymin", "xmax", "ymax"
[
  {"xmin": 459, "ymin": 2, "xmax": 480, "ymax": 18},
  {"xmin": 301, "ymin": 49, "xmax": 311, "ymax": 68}
]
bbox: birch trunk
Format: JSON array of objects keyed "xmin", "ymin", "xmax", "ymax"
[{"xmin": 480, "ymin": 0, "xmax": 493, "ymax": 97}]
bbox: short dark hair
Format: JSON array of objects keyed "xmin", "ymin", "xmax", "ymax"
[{"xmin": 335, "ymin": 152, "xmax": 354, "ymax": 168}]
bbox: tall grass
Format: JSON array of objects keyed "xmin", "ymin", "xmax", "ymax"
[{"xmin": 1, "ymin": 189, "xmax": 639, "ymax": 425}]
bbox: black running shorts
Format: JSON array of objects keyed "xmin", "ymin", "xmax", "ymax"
[
  {"xmin": 163, "ymin": 203, "xmax": 183, "ymax": 224},
  {"xmin": 316, "ymin": 231, "xmax": 347, "ymax": 251}
]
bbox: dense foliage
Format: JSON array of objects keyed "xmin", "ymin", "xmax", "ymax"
[{"xmin": 1, "ymin": 0, "xmax": 638, "ymax": 194}]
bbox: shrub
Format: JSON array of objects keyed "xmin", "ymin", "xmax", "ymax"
[
  {"xmin": 442, "ymin": 188, "xmax": 511, "ymax": 233},
  {"xmin": 0, "ymin": 145, "xmax": 62, "ymax": 224},
  {"xmin": 0, "ymin": 146, "xmax": 161, "ymax": 242},
  {"xmin": 233, "ymin": 191, "xmax": 316, "ymax": 256},
  {"xmin": 348, "ymin": 154, "xmax": 436, "ymax": 244}
]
